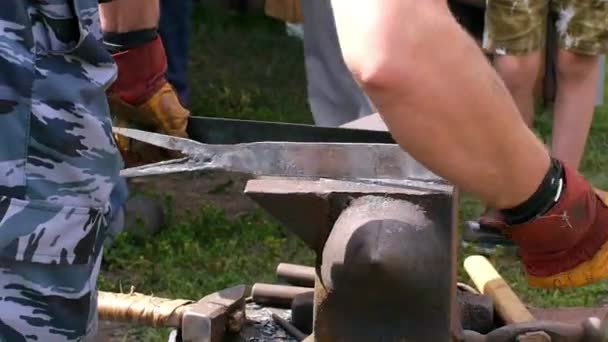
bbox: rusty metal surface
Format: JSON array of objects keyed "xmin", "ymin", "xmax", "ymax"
[
  {"xmin": 315, "ymin": 194, "xmax": 458, "ymax": 341},
  {"xmin": 181, "ymin": 285, "xmax": 247, "ymax": 342},
  {"xmin": 245, "ymin": 178, "xmax": 452, "ymax": 251},
  {"xmin": 271, "ymin": 313, "xmax": 308, "ymax": 341},
  {"xmin": 530, "ymin": 307, "xmax": 608, "ymax": 324},
  {"xmin": 231, "ymin": 304, "xmax": 297, "ymax": 342},
  {"xmin": 458, "ymin": 290, "xmax": 494, "ymax": 334},
  {"xmin": 462, "ymin": 317, "xmax": 608, "ymax": 342},
  {"xmin": 114, "ymin": 127, "xmax": 442, "ymax": 182},
  {"xmin": 291, "ymin": 292, "xmax": 314, "ymax": 335},
  {"xmin": 246, "ymin": 174, "xmax": 458, "ymax": 341}
]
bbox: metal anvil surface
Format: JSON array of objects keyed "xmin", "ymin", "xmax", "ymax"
[
  {"xmin": 116, "ymin": 114, "xmax": 459, "ymax": 340},
  {"xmin": 245, "ymin": 175, "xmax": 459, "ymax": 341},
  {"xmin": 241, "ymin": 114, "xmax": 460, "ymax": 340}
]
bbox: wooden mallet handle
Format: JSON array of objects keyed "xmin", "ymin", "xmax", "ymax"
[
  {"xmin": 98, "ymin": 291, "xmax": 193, "ymax": 328},
  {"xmin": 464, "ymin": 255, "xmax": 535, "ymax": 324}
]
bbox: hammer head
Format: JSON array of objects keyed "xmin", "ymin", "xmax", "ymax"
[{"xmin": 181, "ymin": 285, "xmax": 247, "ymax": 342}]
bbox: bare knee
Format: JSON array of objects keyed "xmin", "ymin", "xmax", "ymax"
[
  {"xmin": 494, "ymin": 54, "xmax": 541, "ymax": 94},
  {"xmin": 556, "ymin": 50, "xmax": 600, "ymax": 82}
]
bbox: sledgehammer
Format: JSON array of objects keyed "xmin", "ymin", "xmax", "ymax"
[{"xmin": 98, "ymin": 285, "xmax": 246, "ymax": 342}]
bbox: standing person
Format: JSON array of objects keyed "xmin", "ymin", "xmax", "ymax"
[
  {"xmin": 0, "ymin": 1, "xmax": 127, "ymax": 340},
  {"xmin": 0, "ymin": 0, "xmax": 190, "ymax": 339},
  {"xmin": 301, "ymin": 0, "xmax": 376, "ymax": 127},
  {"xmin": 159, "ymin": 0, "xmax": 194, "ymax": 107}
]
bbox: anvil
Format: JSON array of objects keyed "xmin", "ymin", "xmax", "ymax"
[{"xmin": 113, "ymin": 115, "xmax": 459, "ymax": 341}]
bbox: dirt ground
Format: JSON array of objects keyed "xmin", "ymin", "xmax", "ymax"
[{"xmin": 127, "ymin": 171, "xmax": 258, "ymax": 219}]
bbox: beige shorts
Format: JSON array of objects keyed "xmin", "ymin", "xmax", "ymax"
[{"xmin": 483, "ymin": 0, "xmax": 608, "ymax": 55}]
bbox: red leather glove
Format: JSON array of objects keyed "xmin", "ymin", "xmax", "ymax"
[{"xmin": 500, "ymin": 162, "xmax": 608, "ymax": 289}]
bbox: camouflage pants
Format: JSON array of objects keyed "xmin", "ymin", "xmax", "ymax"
[
  {"xmin": 0, "ymin": 1, "xmax": 126, "ymax": 341},
  {"xmin": 483, "ymin": 0, "xmax": 608, "ymax": 55}
]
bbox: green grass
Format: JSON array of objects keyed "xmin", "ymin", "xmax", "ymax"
[
  {"xmin": 188, "ymin": 5, "xmax": 310, "ymax": 123},
  {"xmin": 99, "ymin": 205, "xmax": 313, "ymax": 340},
  {"xmin": 99, "ymin": 3, "xmax": 608, "ymax": 339}
]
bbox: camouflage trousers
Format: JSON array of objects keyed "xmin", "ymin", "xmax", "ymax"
[
  {"xmin": 483, "ymin": 0, "xmax": 608, "ymax": 55},
  {"xmin": 0, "ymin": 1, "xmax": 127, "ymax": 341}
]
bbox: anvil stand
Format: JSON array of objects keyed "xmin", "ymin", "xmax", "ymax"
[{"xmin": 245, "ymin": 169, "xmax": 460, "ymax": 341}]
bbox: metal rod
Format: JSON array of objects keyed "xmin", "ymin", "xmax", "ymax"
[
  {"xmin": 276, "ymin": 263, "xmax": 315, "ymax": 288},
  {"xmin": 271, "ymin": 313, "xmax": 308, "ymax": 341},
  {"xmin": 251, "ymin": 283, "xmax": 313, "ymax": 308}
]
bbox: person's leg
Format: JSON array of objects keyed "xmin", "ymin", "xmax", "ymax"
[
  {"xmin": 0, "ymin": 2, "xmax": 126, "ymax": 340},
  {"xmin": 301, "ymin": 0, "xmax": 375, "ymax": 127},
  {"xmin": 549, "ymin": 0, "xmax": 607, "ymax": 169},
  {"xmin": 493, "ymin": 55, "xmax": 542, "ymax": 126},
  {"xmin": 99, "ymin": 0, "xmax": 190, "ymax": 166},
  {"xmin": 330, "ymin": 0, "xmax": 608, "ymax": 289},
  {"xmin": 159, "ymin": 0, "xmax": 193, "ymax": 107},
  {"xmin": 551, "ymin": 51, "xmax": 599, "ymax": 168},
  {"xmin": 484, "ymin": 0, "xmax": 547, "ymax": 127}
]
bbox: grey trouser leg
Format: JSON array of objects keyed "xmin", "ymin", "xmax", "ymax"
[{"xmin": 301, "ymin": 0, "xmax": 375, "ymax": 127}]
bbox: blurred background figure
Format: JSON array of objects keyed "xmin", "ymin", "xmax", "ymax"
[
  {"xmin": 300, "ymin": 0, "xmax": 376, "ymax": 127},
  {"xmin": 159, "ymin": 0, "xmax": 194, "ymax": 107}
]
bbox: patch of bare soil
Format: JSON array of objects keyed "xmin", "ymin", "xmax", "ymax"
[{"xmin": 128, "ymin": 170, "xmax": 259, "ymax": 219}]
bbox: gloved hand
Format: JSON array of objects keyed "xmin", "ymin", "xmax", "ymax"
[
  {"xmin": 107, "ymin": 36, "xmax": 189, "ymax": 166},
  {"xmin": 495, "ymin": 162, "xmax": 608, "ymax": 289}
]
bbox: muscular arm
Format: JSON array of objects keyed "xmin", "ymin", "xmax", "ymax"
[{"xmin": 330, "ymin": 0, "xmax": 550, "ymax": 209}]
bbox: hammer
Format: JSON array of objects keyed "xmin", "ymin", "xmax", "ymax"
[
  {"xmin": 463, "ymin": 256, "xmax": 608, "ymax": 341},
  {"xmin": 98, "ymin": 285, "xmax": 247, "ymax": 342},
  {"xmin": 464, "ymin": 255, "xmax": 534, "ymax": 324}
]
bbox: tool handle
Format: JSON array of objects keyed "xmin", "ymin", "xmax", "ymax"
[
  {"xmin": 464, "ymin": 255, "xmax": 535, "ymax": 324},
  {"xmin": 98, "ymin": 290, "xmax": 193, "ymax": 328},
  {"xmin": 276, "ymin": 263, "xmax": 315, "ymax": 288}
]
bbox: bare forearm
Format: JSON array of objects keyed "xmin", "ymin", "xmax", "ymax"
[
  {"xmin": 331, "ymin": 0, "xmax": 550, "ymax": 209},
  {"xmin": 99, "ymin": 0, "xmax": 160, "ymax": 32}
]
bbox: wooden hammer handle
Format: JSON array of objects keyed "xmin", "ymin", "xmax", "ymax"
[
  {"xmin": 98, "ymin": 290, "xmax": 193, "ymax": 328},
  {"xmin": 464, "ymin": 255, "xmax": 535, "ymax": 324}
]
